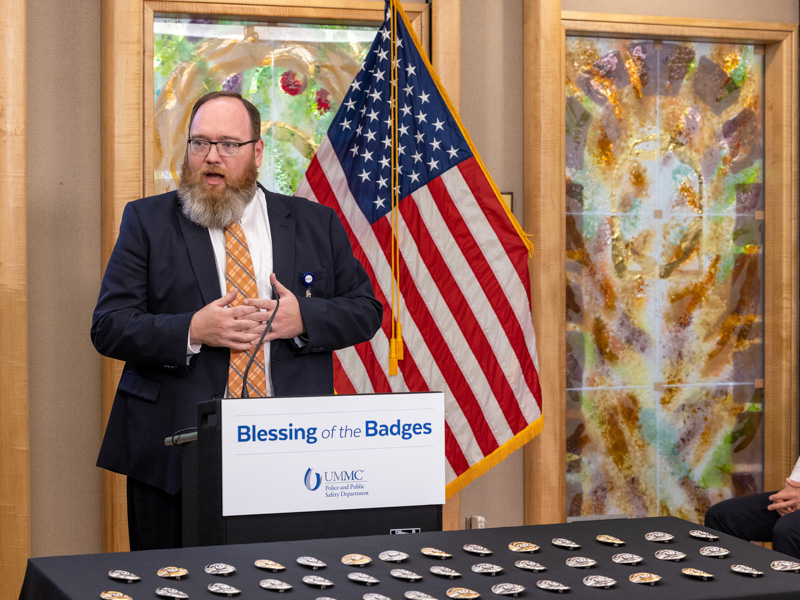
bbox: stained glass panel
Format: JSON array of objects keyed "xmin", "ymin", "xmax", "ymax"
[
  {"xmin": 565, "ymin": 37, "xmax": 765, "ymax": 522},
  {"xmin": 153, "ymin": 16, "xmax": 374, "ymax": 195}
]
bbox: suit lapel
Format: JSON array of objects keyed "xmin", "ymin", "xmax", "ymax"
[
  {"xmin": 174, "ymin": 196, "xmax": 220, "ymax": 306},
  {"xmin": 261, "ymin": 184, "xmax": 296, "ymax": 291}
]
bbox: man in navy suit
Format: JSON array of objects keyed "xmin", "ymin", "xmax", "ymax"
[{"xmin": 92, "ymin": 91, "xmax": 382, "ymax": 550}]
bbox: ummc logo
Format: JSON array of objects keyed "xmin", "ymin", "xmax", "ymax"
[
  {"xmin": 304, "ymin": 468, "xmax": 321, "ymax": 491},
  {"xmin": 324, "ymin": 469, "xmax": 365, "ymax": 482},
  {"xmin": 304, "ymin": 467, "xmax": 367, "ymax": 491}
]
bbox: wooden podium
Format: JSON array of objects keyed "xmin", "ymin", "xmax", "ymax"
[{"xmin": 180, "ymin": 399, "xmax": 442, "ymax": 547}]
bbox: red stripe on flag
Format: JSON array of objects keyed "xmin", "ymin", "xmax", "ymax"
[
  {"xmin": 371, "ymin": 209, "xmax": 500, "ymax": 457},
  {"xmin": 399, "ymin": 185, "xmax": 530, "ymax": 433},
  {"xmin": 457, "ymin": 158, "xmax": 533, "ymax": 302},
  {"xmin": 431, "ymin": 167, "xmax": 542, "ymax": 417},
  {"xmin": 332, "ymin": 353, "xmax": 357, "ymax": 395},
  {"xmin": 445, "ymin": 421, "xmax": 470, "ymax": 476}
]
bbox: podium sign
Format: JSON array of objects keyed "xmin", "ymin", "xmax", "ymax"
[{"xmin": 221, "ymin": 392, "xmax": 445, "ymax": 517}]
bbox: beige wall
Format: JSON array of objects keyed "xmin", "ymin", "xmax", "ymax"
[
  {"xmin": 23, "ymin": 0, "xmax": 798, "ymax": 559},
  {"xmin": 27, "ymin": 0, "xmax": 103, "ymax": 556},
  {"xmin": 459, "ymin": 0, "xmax": 526, "ymax": 529}
]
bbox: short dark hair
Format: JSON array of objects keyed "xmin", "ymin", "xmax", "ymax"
[{"xmin": 187, "ymin": 91, "xmax": 261, "ymax": 140}]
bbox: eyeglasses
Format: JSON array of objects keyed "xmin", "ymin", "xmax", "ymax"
[{"xmin": 187, "ymin": 138, "xmax": 259, "ymax": 157}]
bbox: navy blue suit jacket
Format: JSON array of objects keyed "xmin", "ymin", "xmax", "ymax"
[{"xmin": 92, "ymin": 185, "xmax": 382, "ymax": 494}]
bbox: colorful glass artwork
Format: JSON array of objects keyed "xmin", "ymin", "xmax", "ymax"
[
  {"xmin": 565, "ymin": 37, "xmax": 764, "ymax": 522},
  {"xmin": 153, "ymin": 16, "xmax": 374, "ymax": 195}
]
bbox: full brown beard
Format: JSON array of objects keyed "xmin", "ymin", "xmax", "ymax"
[{"xmin": 178, "ymin": 153, "xmax": 259, "ymax": 229}]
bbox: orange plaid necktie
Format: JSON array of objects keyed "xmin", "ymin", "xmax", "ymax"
[{"xmin": 225, "ymin": 222, "xmax": 267, "ymax": 397}]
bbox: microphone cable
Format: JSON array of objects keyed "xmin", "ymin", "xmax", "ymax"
[{"xmin": 241, "ymin": 283, "xmax": 279, "ymax": 398}]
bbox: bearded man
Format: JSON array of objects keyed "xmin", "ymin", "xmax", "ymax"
[{"xmin": 91, "ymin": 91, "xmax": 382, "ymax": 550}]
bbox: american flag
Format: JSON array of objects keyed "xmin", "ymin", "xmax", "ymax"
[{"xmin": 296, "ymin": 0, "xmax": 542, "ymax": 496}]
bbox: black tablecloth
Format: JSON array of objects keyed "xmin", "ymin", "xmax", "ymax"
[{"xmin": 20, "ymin": 516, "xmax": 800, "ymax": 599}]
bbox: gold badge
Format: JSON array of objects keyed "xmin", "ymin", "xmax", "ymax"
[
  {"xmin": 596, "ymin": 534, "xmax": 625, "ymax": 546},
  {"xmin": 445, "ymin": 587, "xmax": 480, "ymax": 599},
  {"xmin": 341, "ymin": 553, "xmax": 372, "ymax": 566},
  {"xmin": 629, "ymin": 572, "xmax": 661, "ymax": 585},
  {"xmin": 156, "ymin": 566, "xmax": 188, "ymax": 580},
  {"xmin": 254, "ymin": 559, "xmax": 285, "ymax": 572},
  {"xmin": 682, "ymin": 567, "xmax": 713, "ymax": 580},
  {"xmin": 508, "ymin": 541, "xmax": 539, "ymax": 553},
  {"xmin": 421, "ymin": 547, "xmax": 452, "ymax": 559}
]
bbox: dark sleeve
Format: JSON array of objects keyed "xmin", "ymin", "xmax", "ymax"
[
  {"xmin": 90, "ymin": 202, "xmax": 195, "ymax": 368},
  {"xmin": 294, "ymin": 209, "xmax": 383, "ymax": 353}
]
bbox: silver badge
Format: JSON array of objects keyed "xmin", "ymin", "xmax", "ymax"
[
  {"xmin": 348, "ymin": 572, "xmax": 380, "ymax": 585},
  {"xmin": 645, "ymin": 531, "xmax": 674, "ymax": 543},
  {"xmin": 596, "ymin": 534, "xmax": 625, "ymax": 546},
  {"xmin": 507, "ymin": 541, "xmax": 539, "ymax": 553},
  {"xmin": 379, "ymin": 550, "xmax": 409, "ymax": 562},
  {"xmin": 491, "ymin": 583, "xmax": 525, "ymax": 596},
  {"xmin": 699, "ymin": 545, "xmax": 729, "ymax": 558},
  {"xmin": 157, "ymin": 567, "xmax": 188, "ymax": 580},
  {"xmin": 445, "ymin": 588, "xmax": 480, "ymax": 599},
  {"xmin": 566, "ymin": 556, "xmax": 596, "ymax": 568},
  {"xmin": 628, "ymin": 572, "xmax": 661, "ymax": 585},
  {"xmin": 208, "ymin": 582, "xmax": 241, "ymax": 596},
  {"xmin": 463, "ymin": 543, "xmax": 492, "ymax": 556},
  {"xmin": 771, "ymin": 560, "xmax": 800, "ymax": 572},
  {"xmin": 391, "ymin": 568, "xmax": 423, "ymax": 581},
  {"xmin": 421, "ymin": 547, "xmax": 453, "ymax": 559},
  {"xmin": 611, "ymin": 553, "xmax": 642, "ymax": 565},
  {"xmin": 155, "ymin": 588, "xmax": 189, "ymax": 599},
  {"xmin": 296, "ymin": 556, "xmax": 327, "ymax": 569},
  {"xmin": 100, "ymin": 593, "xmax": 132, "ymax": 600},
  {"xmin": 431, "ymin": 565, "xmax": 462, "ymax": 578},
  {"xmin": 471, "ymin": 563, "xmax": 503, "ymax": 575},
  {"xmin": 551, "ymin": 537, "xmax": 580, "ymax": 549},
  {"xmin": 682, "ymin": 567, "xmax": 713, "ymax": 580},
  {"xmin": 342, "ymin": 553, "xmax": 372, "ymax": 566},
  {"xmin": 302, "ymin": 575, "xmax": 334, "ymax": 589},
  {"xmin": 583, "ymin": 575, "xmax": 615, "ymax": 588},
  {"xmin": 405, "ymin": 592, "xmax": 438, "ymax": 600},
  {"xmin": 689, "ymin": 529, "xmax": 719, "ymax": 541},
  {"xmin": 654, "ymin": 549, "xmax": 685, "ymax": 561},
  {"xmin": 254, "ymin": 559, "xmax": 285, "ymax": 572},
  {"xmin": 536, "ymin": 579, "xmax": 570, "ymax": 593},
  {"xmin": 514, "ymin": 559, "xmax": 546, "ymax": 572},
  {"xmin": 258, "ymin": 578, "xmax": 293, "ymax": 591},
  {"xmin": 204, "ymin": 563, "xmax": 236, "ymax": 576},
  {"xmin": 108, "ymin": 570, "xmax": 141, "ymax": 583},
  {"xmin": 731, "ymin": 564, "xmax": 764, "ymax": 577}
]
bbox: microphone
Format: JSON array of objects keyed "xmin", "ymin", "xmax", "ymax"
[{"xmin": 241, "ymin": 283, "xmax": 279, "ymax": 398}]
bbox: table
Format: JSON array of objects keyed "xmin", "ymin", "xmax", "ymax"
[{"xmin": 20, "ymin": 516, "xmax": 800, "ymax": 599}]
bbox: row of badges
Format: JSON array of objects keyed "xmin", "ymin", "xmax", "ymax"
[
  {"xmin": 102, "ymin": 557, "xmax": 800, "ymax": 599},
  {"xmin": 102, "ymin": 529, "xmax": 800, "ymax": 599},
  {"xmin": 107, "ymin": 529, "xmax": 725, "ymax": 583}
]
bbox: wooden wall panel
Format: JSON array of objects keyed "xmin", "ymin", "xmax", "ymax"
[
  {"xmin": 522, "ymin": 0, "xmax": 567, "ymax": 526},
  {"xmin": 0, "ymin": 0, "xmax": 30, "ymax": 596}
]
